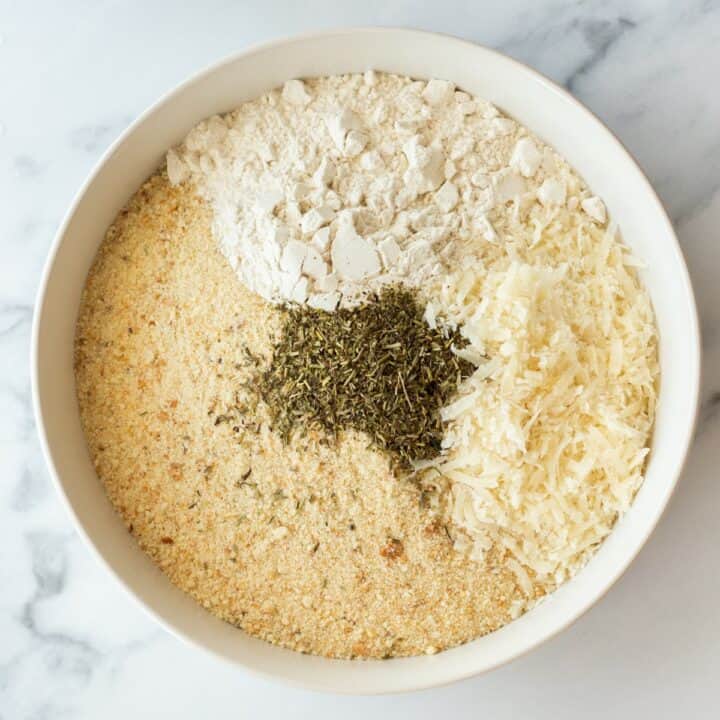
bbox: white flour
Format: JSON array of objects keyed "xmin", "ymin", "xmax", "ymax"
[{"xmin": 166, "ymin": 71, "xmax": 606, "ymax": 310}]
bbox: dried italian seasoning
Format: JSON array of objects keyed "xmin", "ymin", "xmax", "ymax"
[{"xmin": 260, "ymin": 286, "xmax": 474, "ymax": 467}]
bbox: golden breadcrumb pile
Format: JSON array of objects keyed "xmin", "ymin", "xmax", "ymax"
[{"xmin": 74, "ymin": 172, "xmax": 524, "ymax": 659}]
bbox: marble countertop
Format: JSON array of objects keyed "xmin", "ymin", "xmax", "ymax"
[{"xmin": 2, "ymin": 1, "xmax": 719, "ymax": 717}]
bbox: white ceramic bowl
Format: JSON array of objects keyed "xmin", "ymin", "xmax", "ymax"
[{"xmin": 32, "ymin": 28, "xmax": 700, "ymax": 694}]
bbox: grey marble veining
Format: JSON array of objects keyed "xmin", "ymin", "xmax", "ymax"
[{"xmin": 1, "ymin": 1, "xmax": 719, "ymax": 717}]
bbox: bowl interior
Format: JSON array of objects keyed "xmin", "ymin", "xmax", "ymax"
[{"xmin": 33, "ymin": 28, "xmax": 699, "ymax": 693}]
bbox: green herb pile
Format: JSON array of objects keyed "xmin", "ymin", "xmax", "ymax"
[{"xmin": 259, "ymin": 286, "xmax": 474, "ymax": 467}]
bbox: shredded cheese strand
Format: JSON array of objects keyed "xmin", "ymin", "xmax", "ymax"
[{"xmin": 430, "ymin": 206, "xmax": 658, "ymax": 594}]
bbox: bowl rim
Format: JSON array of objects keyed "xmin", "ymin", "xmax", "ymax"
[{"xmin": 31, "ymin": 26, "xmax": 701, "ymax": 694}]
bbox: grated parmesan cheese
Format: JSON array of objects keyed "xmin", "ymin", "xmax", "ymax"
[{"xmin": 431, "ymin": 200, "xmax": 658, "ymax": 597}]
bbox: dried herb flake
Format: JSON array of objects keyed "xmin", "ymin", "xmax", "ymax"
[{"xmin": 259, "ymin": 286, "xmax": 473, "ymax": 467}]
